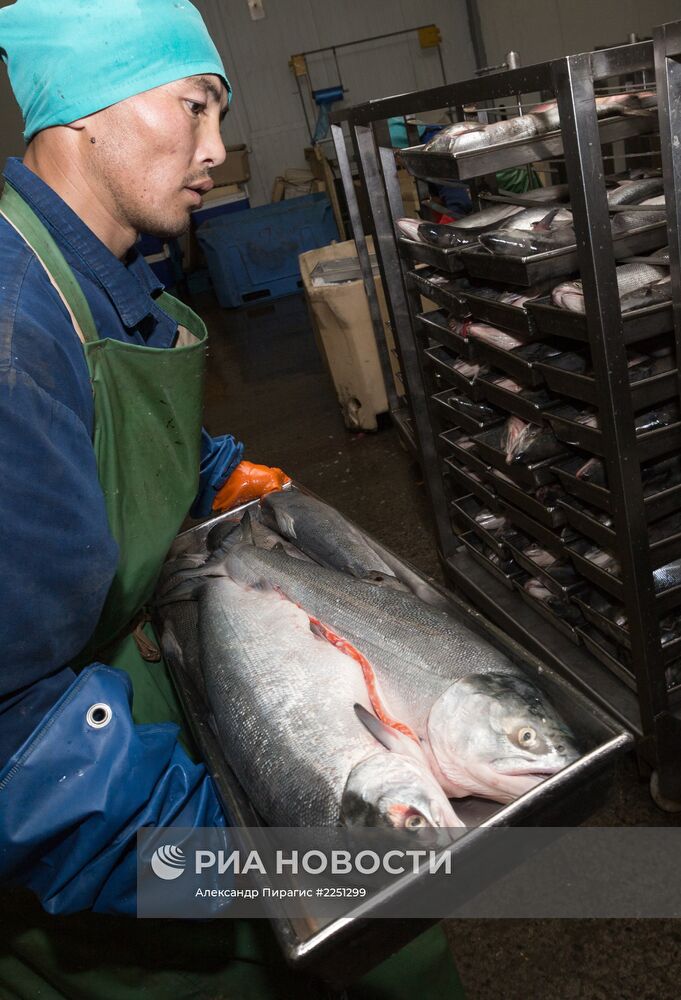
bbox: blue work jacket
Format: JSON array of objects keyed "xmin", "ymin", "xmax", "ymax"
[{"xmin": 0, "ymin": 159, "xmax": 239, "ymax": 913}]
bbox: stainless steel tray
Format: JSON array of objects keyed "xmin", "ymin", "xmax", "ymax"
[
  {"xmin": 498, "ymin": 499, "xmax": 566, "ymax": 556},
  {"xmin": 461, "ymin": 288, "xmax": 533, "ymax": 335},
  {"xmin": 504, "ymin": 530, "xmax": 585, "ymax": 599},
  {"xmin": 551, "ymin": 455, "xmax": 681, "ymax": 521},
  {"xmin": 515, "ymin": 579, "xmax": 583, "ymax": 646},
  {"xmin": 558, "ymin": 496, "xmax": 681, "ymax": 570},
  {"xmin": 535, "ymin": 352, "xmax": 677, "ymax": 409},
  {"xmin": 471, "ymin": 339, "xmax": 554, "ymax": 386},
  {"xmin": 399, "ymin": 236, "xmax": 465, "ymax": 274},
  {"xmin": 572, "ymin": 590, "xmax": 681, "ymax": 666},
  {"xmin": 526, "ymin": 297, "xmax": 674, "ymax": 345},
  {"xmin": 423, "ymin": 344, "xmax": 488, "ymax": 400},
  {"xmin": 430, "ymin": 386, "xmax": 505, "ymax": 435},
  {"xmin": 398, "ymin": 114, "xmax": 657, "ymax": 183},
  {"xmin": 546, "ymin": 407, "xmax": 681, "ymax": 462},
  {"xmin": 474, "ymin": 426, "xmax": 567, "ymax": 489},
  {"xmin": 153, "ymin": 492, "xmax": 632, "ymax": 983},
  {"xmin": 416, "ymin": 308, "xmax": 477, "ymax": 361},
  {"xmin": 566, "ymin": 537, "xmax": 681, "ymax": 615},
  {"xmin": 456, "ymin": 529, "xmax": 524, "ymax": 590},
  {"xmin": 409, "ymin": 269, "xmax": 471, "ymax": 319},
  {"xmin": 459, "ymin": 221, "xmax": 667, "ymax": 287},
  {"xmin": 450, "ymin": 493, "xmax": 509, "ymax": 557},
  {"xmin": 479, "ymin": 373, "xmax": 559, "ymax": 424},
  {"xmin": 439, "ymin": 427, "xmax": 491, "ymax": 477},
  {"xmin": 484, "ymin": 467, "xmax": 566, "ymax": 529},
  {"xmin": 444, "ymin": 455, "xmax": 500, "ymax": 510}
]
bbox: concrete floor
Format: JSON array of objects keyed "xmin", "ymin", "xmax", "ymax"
[{"xmin": 199, "ymin": 289, "xmax": 681, "ymax": 1000}]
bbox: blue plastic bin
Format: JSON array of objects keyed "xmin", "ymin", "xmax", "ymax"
[
  {"xmin": 191, "ymin": 188, "xmax": 249, "ymax": 228},
  {"xmin": 196, "ymin": 193, "xmax": 339, "ymax": 308}
]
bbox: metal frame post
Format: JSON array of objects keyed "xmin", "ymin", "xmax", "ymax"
[
  {"xmin": 349, "ymin": 119, "xmax": 457, "ymax": 557},
  {"xmin": 329, "ymin": 122, "xmax": 399, "ymax": 415}
]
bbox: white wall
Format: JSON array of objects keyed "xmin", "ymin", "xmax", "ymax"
[
  {"xmin": 195, "ymin": 0, "xmax": 477, "ymax": 204},
  {"xmin": 476, "ymin": 0, "xmax": 681, "ymax": 69}
]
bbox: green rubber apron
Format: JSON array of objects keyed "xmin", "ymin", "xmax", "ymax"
[{"xmin": 0, "ymin": 185, "xmax": 464, "ymax": 1000}]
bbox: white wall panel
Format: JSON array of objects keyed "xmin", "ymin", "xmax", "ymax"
[
  {"xmin": 196, "ymin": 0, "xmax": 477, "ymax": 205},
  {"xmin": 476, "ymin": 0, "xmax": 681, "ymax": 69}
]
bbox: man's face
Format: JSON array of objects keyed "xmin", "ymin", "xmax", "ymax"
[{"xmin": 87, "ymin": 74, "xmax": 228, "ymax": 240}]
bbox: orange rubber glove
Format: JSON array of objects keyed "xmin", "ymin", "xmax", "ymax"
[{"xmin": 212, "ymin": 460, "xmax": 291, "ymax": 512}]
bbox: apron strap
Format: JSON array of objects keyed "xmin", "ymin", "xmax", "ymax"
[{"xmin": 0, "ymin": 183, "xmax": 99, "ymax": 345}]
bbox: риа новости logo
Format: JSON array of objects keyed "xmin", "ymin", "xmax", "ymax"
[{"xmin": 150, "ymin": 844, "xmax": 186, "ymax": 880}]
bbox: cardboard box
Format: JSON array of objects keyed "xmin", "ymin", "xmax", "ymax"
[
  {"xmin": 299, "ymin": 237, "xmax": 403, "ymax": 432},
  {"xmin": 211, "ymin": 144, "xmax": 250, "ymax": 186}
]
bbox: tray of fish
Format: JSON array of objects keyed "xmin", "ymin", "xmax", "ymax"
[
  {"xmin": 459, "ymin": 219, "xmax": 667, "ymax": 288},
  {"xmin": 397, "ymin": 112, "xmax": 657, "ymax": 183},
  {"xmin": 557, "ymin": 495, "xmax": 616, "ymax": 552},
  {"xmin": 497, "ymin": 499, "xmax": 566, "ymax": 556},
  {"xmin": 526, "ymin": 298, "xmax": 673, "ymax": 345},
  {"xmin": 546, "ymin": 403, "xmax": 681, "ymax": 462},
  {"xmin": 572, "ymin": 587, "xmax": 681, "ymax": 664},
  {"xmin": 515, "ymin": 577, "xmax": 585, "ymax": 646},
  {"xmin": 551, "ymin": 453, "xmax": 681, "ymax": 522},
  {"xmin": 474, "ymin": 418, "xmax": 567, "ymax": 489},
  {"xmin": 151, "ymin": 486, "xmax": 632, "ymax": 975},
  {"xmin": 416, "ymin": 308, "xmax": 478, "ymax": 361},
  {"xmin": 409, "ymin": 268, "xmax": 472, "ymax": 318},
  {"xmin": 443, "ymin": 456, "xmax": 500, "ymax": 510},
  {"xmin": 423, "ymin": 348, "xmax": 489, "ymax": 400},
  {"xmin": 431, "ymin": 387, "xmax": 505, "ymax": 435},
  {"xmin": 483, "ymin": 468, "xmax": 566, "ymax": 529},
  {"xmin": 566, "ymin": 536, "xmax": 681, "ymax": 614},
  {"xmin": 459, "ymin": 286, "xmax": 538, "ymax": 335},
  {"xmin": 575, "ymin": 626, "xmax": 638, "ymax": 691},
  {"xmin": 558, "ymin": 496, "xmax": 681, "ymax": 570},
  {"xmin": 439, "ymin": 428, "xmax": 490, "ymax": 478},
  {"xmin": 398, "ymin": 235, "xmax": 465, "ymax": 274},
  {"xmin": 456, "ymin": 530, "xmax": 525, "ymax": 590},
  {"xmin": 535, "ymin": 350, "xmax": 677, "ymax": 410},
  {"xmin": 471, "ymin": 338, "xmax": 559, "ymax": 387},
  {"xmin": 503, "ymin": 529, "xmax": 585, "ymax": 599},
  {"xmin": 450, "ymin": 494, "xmax": 510, "ymax": 557},
  {"xmin": 478, "ymin": 372, "xmax": 559, "ymax": 424}
]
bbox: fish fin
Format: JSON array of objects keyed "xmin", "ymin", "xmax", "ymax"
[
  {"xmin": 275, "ymin": 509, "xmax": 297, "ymax": 540},
  {"xmin": 247, "ymin": 509, "xmax": 315, "ymax": 561},
  {"xmin": 206, "ymin": 518, "xmax": 244, "ymax": 552},
  {"xmin": 531, "ymin": 207, "xmax": 560, "ymax": 232},
  {"xmin": 354, "ymin": 704, "xmax": 430, "ymax": 766}
]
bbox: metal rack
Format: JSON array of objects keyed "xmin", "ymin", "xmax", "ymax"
[{"xmin": 331, "ymin": 33, "xmax": 681, "ymax": 804}]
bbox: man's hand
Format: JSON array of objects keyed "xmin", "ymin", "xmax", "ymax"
[{"xmin": 212, "ymin": 460, "xmax": 290, "ymax": 512}]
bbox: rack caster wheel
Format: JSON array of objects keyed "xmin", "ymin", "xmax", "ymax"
[{"xmin": 650, "ymin": 770, "xmax": 681, "ymax": 812}]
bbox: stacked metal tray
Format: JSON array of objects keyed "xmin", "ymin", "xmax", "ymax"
[{"xmin": 401, "ymin": 163, "xmax": 680, "ymax": 700}]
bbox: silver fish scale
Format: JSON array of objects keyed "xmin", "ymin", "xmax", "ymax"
[
  {"xmin": 223, "ymin": 545, "xmax": 519, "ymax": 733},
  {"xmin": 199, "ymin": 576, "xmax": 382, "ymax": 826}
]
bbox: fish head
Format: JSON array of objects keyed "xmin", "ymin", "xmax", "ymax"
[
  {"xmin": 340, "ymin": 752, "xmax": 463, "ymax": 834},
  {"xmin": 427, "ymin": 673, "xmax": 580, "ymax": 804}
]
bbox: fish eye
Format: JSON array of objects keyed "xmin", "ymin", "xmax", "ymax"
[
  {"xmin": 518, "ymin": 726, "xmax": 537, "ymax": 748},
  {"xmin": 404, "ymin": 813, "xmax": 428, "ymax": 831}
]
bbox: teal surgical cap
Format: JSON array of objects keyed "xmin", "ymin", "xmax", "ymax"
[{"xmin": 0, "ymin": 0, "xmax": 231, "ymax": 141}]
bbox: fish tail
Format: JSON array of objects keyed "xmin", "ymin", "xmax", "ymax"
[{"xmin": 308, "ymin": 616, "xmax": 420, "ymax": 744}]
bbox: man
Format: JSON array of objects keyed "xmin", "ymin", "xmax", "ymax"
[{"xmin": 0, "ymin": 2, "xmax": 463, "ymax": 997}]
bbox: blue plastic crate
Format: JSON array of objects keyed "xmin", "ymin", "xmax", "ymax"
[
  {"xmin": 196, "ymin": 192, "xmax": 339, "ymax": 308},
  {"xmin": 191, "ymin": 188, "xmax": 249, "ymax": 228}
]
